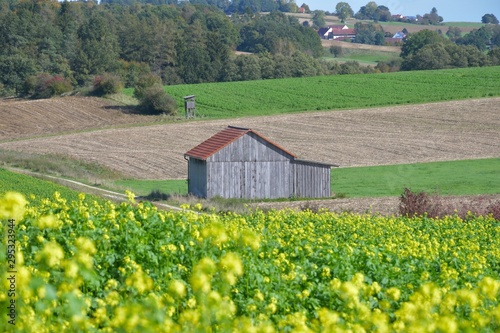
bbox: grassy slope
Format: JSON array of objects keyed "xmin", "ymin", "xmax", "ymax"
[
  {"xmin": 332, "ymin": 158, "xmax": 500, "ymax": 198},
  {"xmin": 124, "ymin": 67, "xmax": 500, "ymax": 119},
  {"xmin": 0, "ymin": 168, "xmax": 103, "ymax": 205},
  {"xmin": 111, "ymin": 179, "xmax": 187, "ymax": 197},
  {"xmin": 108, "ymin": 159, "xmax": 500, "ymax": 199},
  {"xmin": 323, "ymin": 48, "xmax": 400, "ymax": 65}
]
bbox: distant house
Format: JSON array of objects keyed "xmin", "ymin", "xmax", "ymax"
[
  {"xmin": 392, "ymin": 31, "xmax": 406, "ymax": 39},
  {"xmin": 184, "ymin": 126, "xmax": 337, "ymax": 199},
  {"xmin": 385, "ymin": 31, "xmax": 406, "ymax": 45},
  {"xmin": 317, "ymin": 25, "xmax": 356, "ymax": 40},
  {"xmin": 392, "ymin": 14, "xmax": 405, "ymax": 20}
]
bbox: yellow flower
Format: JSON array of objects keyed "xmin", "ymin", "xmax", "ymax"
[
  {"xmin": 76, "ymin": 237, "xmax": 96, "ymax": 255},
  {"xmin": 105, "ymin": 291, "xmax": 121, "ymax": 306},
  {"xmin": 386, "ymin": 287, "xmax": 401, "ymax": 301},
  {"xmin": 0, "ymin": 191, "xmax": 27, "ymax": 220},
  {"xmin": 239, "ymin": 229, "xmax": 261, "ymax": 250},
  {"xmin": 168, "ymin": 280, "xmax": 187, "ymax": 299},
  {"xmin": 219, "ymin": 252, "xmax": 243, "ymax": 286},
  {"xmin": 64, "ymin": 260, "xmax": 79, "ymax": 278},
  {"xmin": 125, "ymin": 190, "xmax": 136, "ymax": 204},
  {"xmin": 37, "ymin": 214, "xmax": 61, "ymax": 229},
  {"xmin": 478, "ymin": 276, "xmax": 500, "ymax": 299},
  {"xmin": 36, "ymin": 241, "xmax": 65, "ymax": 267},
  {"xmin": 126, "ymin": 268, "xmax": 153, "ymax": 294},
  {"xmin": 220, "ymin": 252, "xmax": 243, "ymax": 276},
  {"xmin": 340, "ymin": 281, "xmax": 358, "ymax": 300}
]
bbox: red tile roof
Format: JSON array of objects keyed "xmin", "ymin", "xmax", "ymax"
[
  {"xmin": 331, "ymin": 28, "xmax": 356, "ymax": 36},
  {"xmin": 184, "ymin": 126, "xmax": 298, "ymax": 160}
]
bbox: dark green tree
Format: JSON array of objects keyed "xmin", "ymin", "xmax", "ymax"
[
  {"xmin": 355, "ymin": 1, "xmax": 377, "ymax": 20},
  {"xmin": 354, "ymin": 22, "xmax": 385, "ymax": 45},
  {"xmin": 312, "ymin": 10, "xmax": 326, "ymax": 28},
  {"xmin": 488, "ymin": 47, "xmax": 500, "ymax": 65},
  {"xmin": 138, "ymin": 84, "xmax": 177, "ymax": 115},
  {"xmin": 403, "ymin": 43, "xmax": 451, "ymax": 70},
  {"xmin": 482, "ymin": 13, "xmax": 499, "ymax": 24},
  {"xmin": 446, "ymin": 26, "xmax": 462, "ymax": 42},
  {"xmin": 72, "ymin": 11, "xmax": 120, "ymax": 84},
  {"xmin": 421, "ymin": 7, "xmax": 443, "ymax": 25},
  {"xmin": 335, "ymin": 2, "xmax": 353, "ymax": 23},
  {"xmin": 400, "ymin": 29, "xmax": 448, "ymax": 59},
  {"xmin": 456, "ymin": 25, "xmax": 494, "ymax": 51}
]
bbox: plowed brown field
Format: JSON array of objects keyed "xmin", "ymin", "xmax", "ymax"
[
  {"xmin": 1, "ymin": 97, "xmax": 499, "ymax": 180},
  {"xmin": 0, "ymin": 97, "xmax": 163, "ymax": 141}
]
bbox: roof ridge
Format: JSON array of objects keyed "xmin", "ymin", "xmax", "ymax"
[
  {"xmin": 185, "ymin": 126, "xmax": 298, "ymax": 160},
  {"xmin": 227, "ymin": 125, "xmax": 250, "ymax": 131}
]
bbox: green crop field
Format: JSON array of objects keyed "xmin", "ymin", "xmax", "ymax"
[
  {"xmin": 124, "ymin": 67, "xmax": 500, "ymax": 119},
  {"xmin": 111, "ymin": 179, "xmax": 188, "ymax": 197},
  {"xmin": 332, "ymin": 158, "xmax": 500, "ymax": 198},
  {"xmin": 0, "ymin": 169, "xmax": 103, "ymax": 205},
  {"xmin": 1, "ymin": 191, "xmax": 499, "ymax": 331},
  {"xmin": 106, "ymin": 159, "xmax": 500, "ymax": 199}
]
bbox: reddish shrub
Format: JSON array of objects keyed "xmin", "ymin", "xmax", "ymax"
[
  {"xmin": 92, "ymin": 73, "xmax": 123, "ymax": 96},
  {"xmin": 23, "ymin": 73, "xmax": 72, "ymax": 99},
  {"xmin": 399, "ymin": 188, "xmax": 500, "ymax": 220}
]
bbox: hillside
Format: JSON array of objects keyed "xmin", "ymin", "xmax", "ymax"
[
  {"xmin": 0, "ymin": 97, "xmax": 163, "ymax": 141},
  {"xmin": 1, "ymin": 97, "xmax": 498, "ymax": 180},
  {"xmin": 289, "ymin": 12, "xmax": 484, "ymax": 35}
]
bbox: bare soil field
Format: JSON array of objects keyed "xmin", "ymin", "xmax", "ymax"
[
  {"xmin": 0, "ymin": 97, "xmax": 163, "ymax": 141},
  {"xmin": 1, "ymin": 97, "xmax": 499, "ymax": 181},
  {"xmin": 249, "ymin": 194, "xmax": 500, "ymax": 216}
]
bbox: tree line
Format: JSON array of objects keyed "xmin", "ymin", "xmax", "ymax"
[
  {"xmin": 0, "ymin": 0, "xmax": 499, "ymax": 102},
  {"xmin": 0, "ymin": 0, "xmax": 323, "ymax": 97}
]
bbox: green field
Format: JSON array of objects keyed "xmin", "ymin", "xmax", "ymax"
[
  {"xmin": 111, "ymin": 179, "xmax": 188, "ymax": 196},
  {"xmin": 323, "ymin": 48, "xmax": 400, "ymax": 65},
  {"xmin": 102, "ymin": 159, "xmax": 500, "ymax": 199},
  {"xmin": 124, "ymin": 67, "xmax": 500, "ymax": 119},
  {"xmin": 332, "ymin": 158, "xmax": 500, "ymax": 198},
  {"xmin": 0, "ymin": 169, "xmax": 103, "ymax": 205}
]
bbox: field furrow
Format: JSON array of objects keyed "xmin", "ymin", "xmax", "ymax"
[{"xmin": 1, "ymin": 98, "xmax": 498, "ymax": 180}]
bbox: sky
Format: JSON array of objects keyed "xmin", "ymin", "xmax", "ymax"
[{"xmin": 304, "ymin": 0, "xmax": 499, "ymax": 22}]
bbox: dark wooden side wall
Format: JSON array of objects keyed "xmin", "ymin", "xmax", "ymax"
[
  {"xmin": 187, "ymin": 158, "xmax": 207, "ymax": 197},
  {"xmin": 291, "ymin": 160, "xmax": 331, "ymax": 198}
]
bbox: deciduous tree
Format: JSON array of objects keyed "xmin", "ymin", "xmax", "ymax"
[
  {"xmin": 335, "ymin": 2, "xmax": 353, "ymax": 23},
  {"xmin": 482, "ymin": 13, "xmax": 499, "ymax": 24}
]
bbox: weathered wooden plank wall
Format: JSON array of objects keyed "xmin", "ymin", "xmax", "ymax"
[{"xmin": 291, "ymin": 160, "xmax": 331, "ymax": 198}]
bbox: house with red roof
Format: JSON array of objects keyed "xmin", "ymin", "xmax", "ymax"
[
  {"xmin": 318, "ymin": 25, "xmax": 356, "ymax": 40},
  {"xmin": 184, "ymin": 126, "xmax": 337, "ymax": 199}
]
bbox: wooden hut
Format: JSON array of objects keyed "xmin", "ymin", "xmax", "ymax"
[{"xmin": 184, "ymin": 126, "xmax": 337, "ymax": 199}]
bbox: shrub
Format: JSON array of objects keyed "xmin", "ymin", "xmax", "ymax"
[
  {"xmin": 138, "ymin": 84, "xmax": 177, "ymax": 115},
  {"xmin": 399, "ymin": 188, "xmax": 500, "ymax": 220},
  {"xmin": 133, "ymin": 73, "xmax": 162, "ymax": 100},
  {"xmin": 23, "ymin": 73, "xmax": 73, "ymax": 99},
  {"xmin": 486, "ymin": 201, "xmax": 500, "ymax": 220},
  {"xmin": 329, "ymin": 45, "xmax": 343, "ymax": 57},
  {"xmin": 92, "ymin": 73, "xmax": 123, "ymax": 96}
]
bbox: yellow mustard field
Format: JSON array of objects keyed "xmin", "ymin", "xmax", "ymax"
[{"xmin": 1, "ymin": 191, "xmax": 500, "ymax": 332}]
